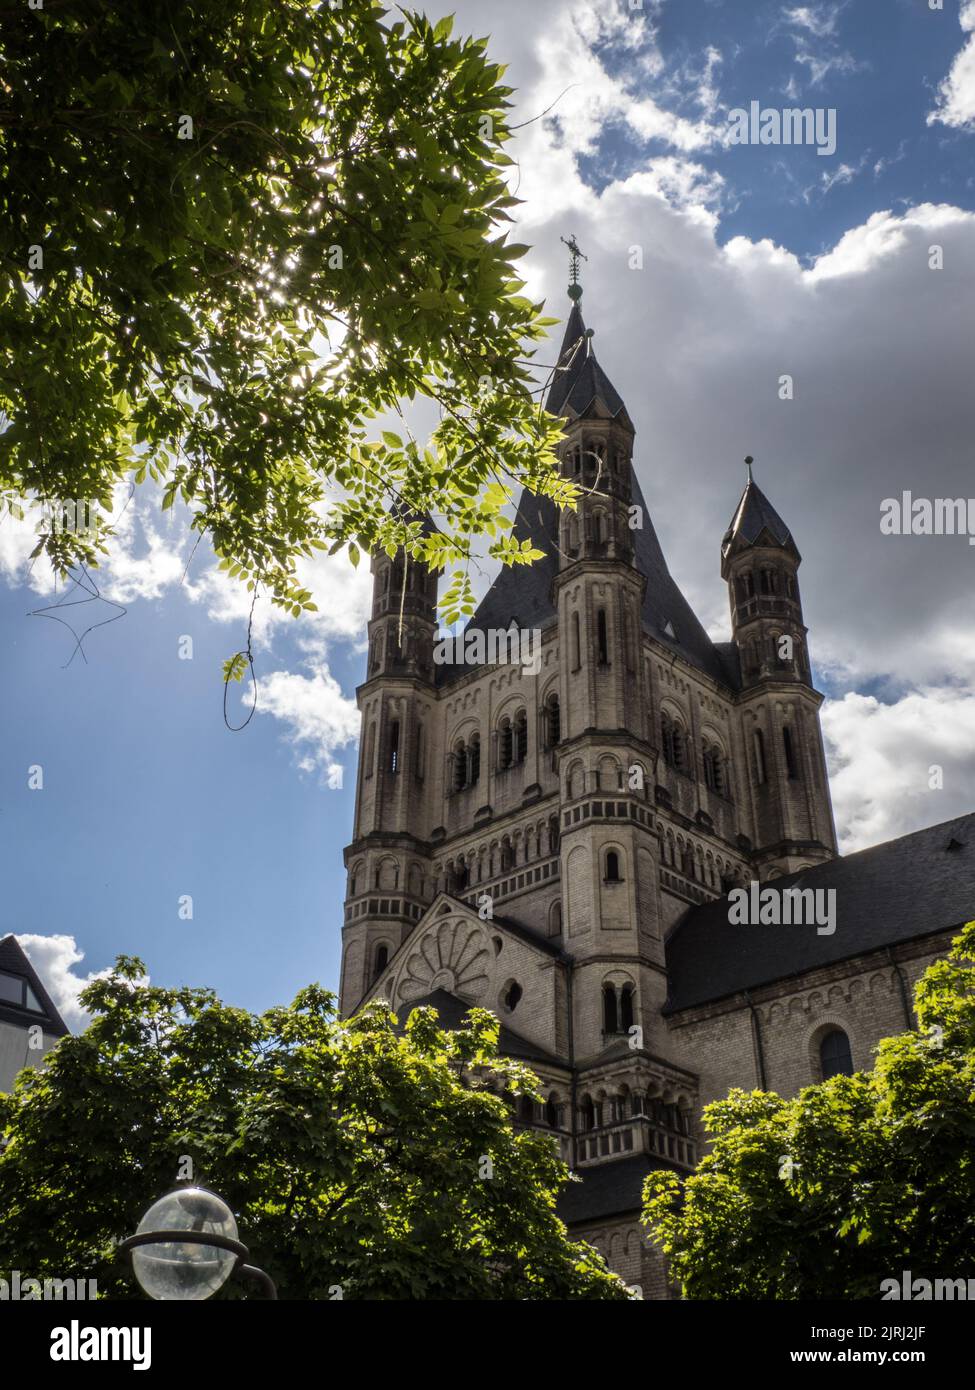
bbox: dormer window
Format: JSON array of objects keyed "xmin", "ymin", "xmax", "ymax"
[{"xmin": 0, "ymin": 971, "xmax": 43, "ymax": 1012}]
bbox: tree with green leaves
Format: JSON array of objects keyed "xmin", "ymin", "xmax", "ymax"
[
  {"xmin": 0, "ymin": 958, "xmax": 629, "ymax": 1300},
  {"xmin": 0, "ymin": 0, "xmax": 572, "ymax": 644},
  {"xmin": 642, "ymin": 922, "xmax": 975, "ymax": 1299}
]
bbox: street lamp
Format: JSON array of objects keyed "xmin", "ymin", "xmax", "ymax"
[{"xmin": 118, "ymin": 1187, "xmax": 277, "ymax": 1300}]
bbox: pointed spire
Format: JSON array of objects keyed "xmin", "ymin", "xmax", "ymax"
[
  {"xmin": 545, "ymin": 295, "xmax": 628, "ymax": 422},
  {"xmin": 722, "ymin": 457, "xmax": 796, "ymax": 558}
]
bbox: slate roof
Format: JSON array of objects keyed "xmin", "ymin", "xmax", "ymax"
[
  {"xmin": 437, "ymin": 295, "xmax": 735, "ymax": 689},
  {"xmin": 557, "ymin": 1153, "xmax": 682, "ymax": 1225},
  {"xmin": 0, "ymin": 934, "xmax": 69, "ymax": 1038},
  {"xmin": 545, "ymin": 302, "xmax": 627, "ymax": 420},
  {"xmin": 665, "ymin": 812, "xmax": 975, "ymax": 1012},
  {"xmin": 391, "ymin": 988, "xmax": 564, "ymax": 1068},
  {"xmin": 722, "ymin": 477, "xmax": 796, "ymax": 556}
]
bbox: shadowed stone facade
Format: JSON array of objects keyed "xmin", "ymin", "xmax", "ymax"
[{"xmin": 339, "ymin": 286, "xmax": 975, "ymax": 1298}]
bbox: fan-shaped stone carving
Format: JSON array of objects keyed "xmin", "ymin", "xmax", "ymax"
[{"xmin": 397, "ymin": 918, "xmax": 490, "ymax": 1002}]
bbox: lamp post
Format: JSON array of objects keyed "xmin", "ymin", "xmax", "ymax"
[{"xmin": 118, "ymin": 1187, "xmax": 277, "ymax": 1300}]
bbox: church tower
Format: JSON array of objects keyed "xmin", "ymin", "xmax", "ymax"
[
  {"xmin": 546, "ymin": 264, "xmax": 668, "ymax": 1064},
  {"xmin": 721, "ymin": 462, "xmax": 837, "ymax": 876},
  {"xmin": 338, "ymin": 244, "xmax": 840, "ymax": 1298},
  {"xmin": 341, "ymin": 532, "xmax": 438, "ymax": 1011}
]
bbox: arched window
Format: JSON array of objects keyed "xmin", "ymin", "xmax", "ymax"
[
  {"xmin": 504, "ymin": 980, "xmax": 523, "ymax": 1012},
  {"xmin": 350, "ymin": 867, "xmax": 360, "ymax": 896},
  {"xmin": 597, "ymin": 608, "xmax": 609, "ymax": 665},
  {"xmin": 662, "ymin": 715, "xmax": 687, "ymax": 772},
  {"xmin": 620, "ymin": 984, "xmax": 634, "ymax": 1032},
  {"xmin": 546, "ymin": 694, "xmax": 561, "ymax": 748},
  {"xmin": 819, "ymin": 1029, "xmax": 853, "ymax": 1080},
  {"xmin": 548, "ymin": 814, "xmax": 560, "ymax": 855},
  {"xmin": 365, "ymin": 721, "xmax": 377, "ymax": 778},
  {"xmin": 452, "ymin": 740, "xmax": 467, "ymax": 792},
  {"xmin": 549, "ymin": 901, "xmax": 563, "ymax": 937},
  {"xmin": 414, "ymin": 724, "xmax": 425, "ymax": 780},
  {"xmin": 544, "ymin": 1094, "xmax": 559, "ymax": 1128},
  {"xmin": 703, "ymin": 743, "xmax": 726, "ymax": 795},
  {"xmin": 760, "ymin": 567, "xmax": 778, "ymax": 595},
  {"xmin": 500, "ymin": 837, "xmax": 513, "ymax": 872},
  {"xmin": 516, "ymin": 1093, "xmax": 534, "ymax": 1124},
  {"xmin": 661, "ymin": 714, "xmax": 675, "ymax": 767},
  {"xmin": 514, "ymin": 709, "xmax": 528, "ymax": 763},
  {"xmin": 498, "ymin": 718, "xmax": 513, "ymax": 770},
  {"xmin": 783, "ymin": 724, "xmax": 799, "ymax": 780},
  {"xmin": 581, "ymin": 1096, "xmax": 596, "ymax": 1131},
  {"xmin": 605, "ymin": 850, "xmax": 621, "ymax": 882},
  {"xmin": 753, "ymin": 728, "xmax": 767, "ymax": 784},
  {"xmin": 593, "ymin": 511, "xmax": 604, "ymax": 545},
  {"xmin": 373, "ymin": 944, "xmax": 389, "ymax": 980},
  {"xmin": 602, "ymin": 984, "xmax": 618, "ymax": 1034},
  {"xmin": 468, "ymin": 733, "xmax": 481, "ymax": 786},
  {"xmin": 388, "ymin": 720, "xmax": 400, "ymax": 774},
  {"xmin": 571, "ymin": 611, "xmax": 581, "ymax": 670}
]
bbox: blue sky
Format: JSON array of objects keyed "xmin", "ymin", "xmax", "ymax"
[
  {"xmin": 4, "ymin": 0, "xmax": 975, "ymax": 1025},
  {"xmin": 581, "ymin": 0, "xmax": 974, "ymax": 256}
]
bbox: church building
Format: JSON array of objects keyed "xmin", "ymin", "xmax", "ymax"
[{"xmin": 339, "ymin": 271, "xmax": 975, "ymax": 1298}]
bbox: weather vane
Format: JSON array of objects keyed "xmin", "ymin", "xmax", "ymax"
[
  {"xmin": 745, "ymin": 454, "xmax": 754, "ymax": 480},
  {"xmin": 561, "ymin": 234, "xmax": 587, "ymax": 301}
]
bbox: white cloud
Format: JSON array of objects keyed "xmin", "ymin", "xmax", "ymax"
[
  {"xmin": 15, "ymin": 933, "xmax": 114, "ymax": 1032},
  {"xmin": 250, "ymin": 663, "xmax": 361, "ymax": 785},
  {"xmin": 928, "ymin": 0, "xmax": 975, "ymax": 131},
  {"xmin": 784, "ymin": 4, "xmax": 840, "ymax": 39},
  {"xmin": 822, "ymin": 688, "xmax": 975, "ymax": 852}
]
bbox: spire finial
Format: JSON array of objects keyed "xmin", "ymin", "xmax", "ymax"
[
  {"xmin": 745, "ymin": 454, "xmax": 754, "ymax": 482},
  {"xmin": 561, "ymin": 234, "xmax": 587, "ymax": 301}
]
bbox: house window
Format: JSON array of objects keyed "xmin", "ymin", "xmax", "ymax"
[
  {"xmin": 0, "ymin": 972, "xmax": 42, "ymax": 1012},
  {"xmin": 819, "ymin": 1029, "xmax": 853, "ymax": 1080}
]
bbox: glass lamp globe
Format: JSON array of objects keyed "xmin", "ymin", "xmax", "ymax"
[{"xmin": 131, "ymin": 1188, "xmax": 239, "ymax": 1301}]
